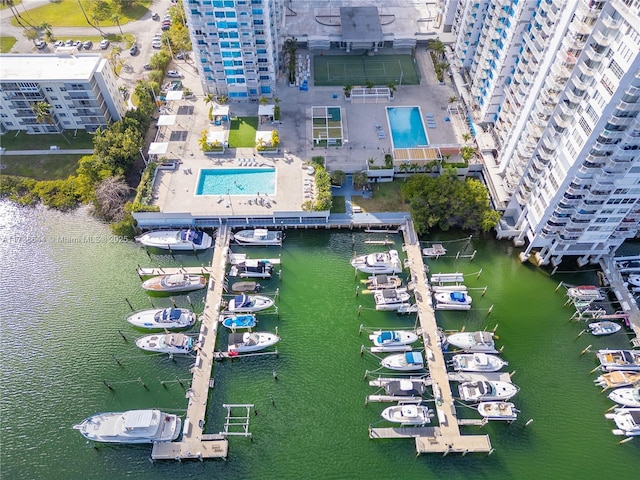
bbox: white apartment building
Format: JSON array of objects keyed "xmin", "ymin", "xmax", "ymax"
[
  {"xmin": 182, "ymin": 0, "xmax": 282, "ymax": 100},
  {"xmin": 451, "ymin": 0, "xmax": 640, "ymax": 266},
  {"xmin": 0, "ymin": 54, "xmax": 125, "ymax": 134}
]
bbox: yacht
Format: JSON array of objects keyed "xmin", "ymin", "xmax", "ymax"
[
  {"xmin": 141, "ymin": 274, "xmax": 207, "ymax": 293},
  {"xmin": 135, "ymin": 333, "xmax": 194, "ymax": 354},
  {"xmin": 596, "ymin": 349, "xmax": 640, "ymax": 372},
  {"xmin": 233, "ymin": 229, "xmax": 283, "ymax": 246},
  {"xmin": 477, "ymin": 401, "xmax": 519, "ymax": 421},
  {"xmin": 434, "ymin": 291, "xmax": 472, "ymax": 310},
  {"xmin": 350, "ymin": 249, "xmax": 403, "ymax": 274},
  {"xmin": 126, "ymin": 308, "xmax": 196, "ymax": 330},
  {"xmin": 607, "ymin": 387, "xmax": 640, "ymax": 408},
  {"xmin": 226, "ymin": 294, "xmax": 275, "ymax": 313},
  {"xmin": 228, "ymin": 331, "xmax": 280, "ymax": 353},
  {"xmin": 458, "ymin": 380, "xmax": 519, "ymax": 402},
  {"xmin": 445, "ymin": 331, "xmax": 497, "ymax": 353},
  {"xmin": 135, "ymin": 229, "xmax": 212, "ymax": 251},
  {"xmin": 373, "ymin": 288, "xmax": 413, "ymax": 311},
  {"xmin": 380, "ymin": 404, "xmax": 434, "ymax": 425},
  {"xmin": 605, "ymin": 407, "xmax": 640, "ymax": 437},
  {"xmin": 229, "ymin": 259, "xmax": 273, "ymax": 278},
  {"xmin": 450, "ymin": 353, "xmax": 507, "ymax": 372}
]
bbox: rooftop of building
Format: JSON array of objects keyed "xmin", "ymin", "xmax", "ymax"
[{"xmin": 0, "ymin": 54, "xmax": 103, "ymax": 82}]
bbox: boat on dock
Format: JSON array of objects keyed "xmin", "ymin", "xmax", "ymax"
[
  {"xmin": 381, "ymin": 379, "xmax": 426, "ymax": 397},
  {"xmin": 363, "ymin": 274, "xmax": 403, "ymax": 290},
  {"xmin": 369, "ymin": 330, "xmax": 419, "ymax": 350},
  {"xmin": 594, "ymin": 371, "xmax": 640, "ymax": 390},
  {"xmin": 381, "ymin": 351, "xmax": 425, "ymax": 371},
  {"xmin": 477, "ymin": 401, "xmax": 519, "ymax": 421},
  {"xmin": 227, "ymin": 294, "xmax": 274, "ymax": 313},
  {"xmin": 450, "ymin": 353, "xmax": 507, "ymax": 372},
  {"xmin": 135, "ymin": 229, "xmax": 212, "ymax": 251},
  {"xmin": 607, "ymin": 387, "xmax": 640, "ymax": 407},
  {"xmin": 445, "ymin": 331, "xmax": 497, "ymax": 353},
  {"xmin": 587, "ymin": 321, "xmax": 622, "ymax": 336},
  {"xmin": 422, "ymin": 243, "xmax": 446, "ymax": 258},
  {"xmin": 73, "ymin": 409, "xmax": 182, "ymax": 444},
  {"xmin": 126, "ymin": 308, "xmax": 196, "ymax": 330},
  {"xmin": 135, "ymin": 333, "xmax": 194, "ymax": 354},
  {"xmin": 374, "ymin": 288, "xmax": 412, "ymax": 311},
  {"xmin": 221, "ymin": 314, "xmax": 257, "ymax": 330},
  {"xmin": 141, "ymin": 274, "xmax": 207, "ymax": 293},
  {"xmin": 626, "ymin": 274, "xmax": 640, "ymax": 288},
  {"xmin": 434, "ymin": 291, "xmax": 472, "ymax": 310},
  {"xmin": 230, "ymin": 281, "xmax": 261, "ymax": 293},
  {"xmin": 566, "ymin": 285, "xmax": 605, "ymax": 302},
  {"xmin": 605, "ymin": 407, "xmax": 640, "ymax": 436},
  {"xmin": 227, "ymin": 331, "xmax": 280, "ymax": 353},
  {"xmin": 350, "ymin": 249, "xmax": 402, "ymax": 274},
  {"xmin": 229, "ymin": 259, "xmax": 273, "ymax": 278},
  {"xmin": 232, "ymin": 229, "xmax": 283, "ymax": 246},
  {"xmin": 596, "ymin": 349, "xmax": 640, "ymax": 372},
  {"xmin": 458, "ymin": 380, "xmax": 519, "ymax": 402},
  {"xmin": 430, "ymin": 272, "xmax": 465, "ymax": 284},
  {"xmin": 380, "ymin": 404, "xmax": 434, "ymax": 425}
]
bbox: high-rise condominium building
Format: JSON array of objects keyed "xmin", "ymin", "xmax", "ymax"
[
  {"xmin": 182, "ymin": 0, "xmax": 282, "ymax": 100},
  {"xmin": 451, "ymin": 0, "xmax": 640, "ymax": 266}
]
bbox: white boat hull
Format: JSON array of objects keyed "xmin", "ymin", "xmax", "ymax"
[
  {"xmin": 596, "ymin": 350, "xmax": 640, "ymax": 372},
  {"xmin": 228, "ymin": 331, "xmax": 280, "ymax": 353},
  {"xmin": 380, "ymin": 404, "xmax": 433, "ymax": 425},
  {"xmin": 227, "ymin": 294, "xmax": 274, "ymax": 313},
  {"xmin": 458, "ymin": 381, "xmax": 519, "ymax": 402},
  {"xmin": 127, "ymin": 308, "xmax": 196, "ymax": 330},
  {"xmin": 595, "ymin": 371, "xmax": 640, "ymax": 389},
  {"xmin": 73, "ymin": 410, "xmax": 181, "ymax": 444},
  {"xmin": 351, "ymin": 250, "xmax": 403, "ymax": 274},
  {"xmin": 605, "ymin": 407, "xmax": 640, "ymax": 436},
  {"xmin": 434, "ymin": 291, "xmax": 472, "ymax": 309},
  {"xmin": 477, "ymin": 402, "xmax": 518, "ymax": 421},
  {"xmin": 380, "ymin": 352, "xmax": 424, "ymax": 371},
  {"xmin": 136, "ymin": 229, "xmax": 212, "ymax": 251},
  {"xmin": 369, "ymin": 330, "xmax": 419, "ymax": 348},
  {"xmin": 608, "ymin": 387, "xmax": 640, "ymax": 407},
  {"xmin": 135, "ymin": 333, "xmax": 194, "ymax": 354},
  {"xmin": 450, "ymin": 353, "xmax": 507, "ymax": 372},
  {"xmin": 233, "ymin": 229, "xmax": 283, "ymax": 246},
  {"xmin": 446, "ymin": 331, "xmax": 497, "ymax": 353},
  {"xmin": 588, "ymin": 321, "xmax": 621, "ymax": 336},
  {"xmin": 141, "ymin": 274, "xmax": 207, "ymax": 293}
]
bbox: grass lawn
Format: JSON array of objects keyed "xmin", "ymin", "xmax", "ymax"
[
  {"xmin": 0, "ymin": 0, "xmax": 21, "ymax": 9},
  {"xmin": 0, "ymin": 131, "xmax": 95, "ymax": 150},
  {"xmin": 10, "ymin": 0, "xmax": 151, "ymax": 27},
  {"xmin": 228, "ymin": 117, "xmax": 258, "ymax": 148},
  {"xmin": 351, "ymin": 181, "xmax": 408, "ymax": 212},
  {"xmin": 0, "ymin": 154, "xmax": 81, "ymax": 180},
  {"xmin": 0, "ymin": 36, "xmax": 17, "ymax": 53},
  {"xmin": 330, "ymin": 195, "xmax": 346, "ymax": 214}
]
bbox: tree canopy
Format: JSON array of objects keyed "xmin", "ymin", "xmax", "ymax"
[{"xmin": 401, "ymin": 172, "xmax": 501, "ymax": 235}]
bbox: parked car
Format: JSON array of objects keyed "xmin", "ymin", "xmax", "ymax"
[
  {"xmin": 166, "ymin": 70, "xmax": 183, "ymax": 78},
  {"xmin": 83, "ymin": 40, "xmax": 93, "ymax": 49},
  {"xmin": 54, "ymin": 40, "xmax": 64, "ymax": 47},
  {"xmin": 176, "ymin": 51, "xmax": 189, "ymax": 60},
  {"xmin": 74, "ymin": 41, "xmax": 83, "ymax": 50},
  {"xmin": 152, "ymin": 41, "xmax": 162, "ymax": 49},
  {"xmin": 143, "ymin": 63, "xmax": 152, "ymax": 71},
  {"xmin": 65, "ymin": 39, "xmax": 74, "ymax": 47},
  {"xmin": 99, "ymin": 39, "xmax": 110, "ymax": 49},
  {"xmin": 161, "ymin": 24, "xmax": 171, "ymax": 31},
  {"xmin": 130, "ymin": 44, "xmax": 138, "ymax": 55},
  {"xmin": 152, "ymin": 12, "xmax": 160, "ymax": 20},
  {"xmin": 35, "ymin": 40, "xmax": 46, "ymax": 49}
]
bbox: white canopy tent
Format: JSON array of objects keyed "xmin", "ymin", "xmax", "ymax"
[
  {"xmin": 165, "ymin": 90, "xmax": 184, "ymax": 101},
  {"xmin": 157, "ymin": 114, "xmax": 177, "ymax": 126},
  {"xmin": 148, "ymin": 142, "xmax": 169, "ymax": 156}
]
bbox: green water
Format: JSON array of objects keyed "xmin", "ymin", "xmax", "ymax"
[{"xmin": 1, "ymin": 201, "xmax": 638, "ymax": 479}]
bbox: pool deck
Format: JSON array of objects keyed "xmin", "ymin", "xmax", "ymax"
[{"xmin": 149, "ymin": 49, "xmax": 459, "ymax": 217}]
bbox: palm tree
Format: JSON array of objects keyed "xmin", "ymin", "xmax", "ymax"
[
  {"xmin": 203, "ymin": 93, "xmax": 215, "ymax": 106},
  {"xmin": 284, "ymin": 38, "xmax": 297, "ymax": 84},
  {"xmin": 427, "ymin": 38, "xmax": 445, "ymax": 60},
  {"xmin": 273, "ymin": 97, "xmax": 280, "ymax": 105},
  {"xmin": 461, "ymin": 133, "xmax": 472, "ymax": 143},
  {"xmin": 365, "ymin": 80, "xmax": 375, "ymax": 91},
  {"xmin": 409, "ymin": 162, "xmax": 420, "ymax": 175},
  {"xmin": 343, "ymin": 84, "xmax": 352, "ymax": 98},
  {"xmin": 398, "ymin": 162, "xmax": 410, "ymax": 181},
  {"xmin": 258, "ymin": 96, "xmax": 269, "ymax": 105},
  {"xmin": 33, "ymin": 101, "xmax": 53, "ymax": 125}
]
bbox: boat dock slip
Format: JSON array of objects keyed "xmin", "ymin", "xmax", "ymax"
[
  {"xmin": 151, "ymin": 226, "xmax": 232, "ymax": 461},
  {"xmin": 398, "ymin": 224, "xmax": 492, "ymax": 455},
  {"xmin": 228, "ymin": 252, "xmax": 281, "ymax": 265},
  {"xmin": 138, "ymin": 266, "xmax": 214, "ymax": 277},
  {"xmin": 430, "ymin": 273, "xmax": 465, "ymax": 283}
]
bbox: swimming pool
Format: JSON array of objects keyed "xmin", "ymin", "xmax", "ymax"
[
  {"xmin": 196, "ymin": 168, "xmax": 276, "ymax": 196},
  {"xmin": 386, "ymin": 106, "xmax": 429, "ymax": 148}
]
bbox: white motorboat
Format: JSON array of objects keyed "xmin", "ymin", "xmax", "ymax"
[
  {"xmin": 135, "ymin": 229, "xmax": 212, "ymax": 251},
  {"xmin": 477, "ymin": 401, "xmax": 519, "ymax": 421},
  {"xmin": 380, "ymin": 351, "xmax": 425, "ymax": 371},
  {"xmin": 594, "ymin": 371, "xmax": 640, "ymax": 390},
  {"xmin": 566, "ymin": 285, "xmax": 604, "ymax": 302},
  {"xmin": 450, "ymin": 353, "xmax": 507, "ymax": 372},
  {"xmin": 422, "ymin": 243, "xmax": 446, "ymax": 258},
  {"xmin": 231, "ymin": 281, "xmax": 262, "ymax": 293},
  {"xmin": 380, "ymin": 404, "xmax": 434, "ymax": 425},
  {"xmin": 626, "ymin": 274, "xmax": 640, "ymax": 287},
  {"xmin": 73, "ymin": 409, "xmax": 181, "ymax": 444},
  {"xmin": 373, "ymin": 288, "xmax": 412, "ymax": 311},
  {"xmin": 608, "ymin": 387, "xmax": 640, "ymax": 407},
  {"xmin": 350, "ymin": 249, "xmax": 403, "ymax": 274},
  {"xmin": 587, "ymin": 321, "xmax": 622, "ymax": 336},
  {"xmin": 227, "ymin": 294, "xmax": 274, "ymax": 313},
  {"xmin": 434, "ymin": 291, "xmax": 472, "ymax": 310},
  {"xmin": 221, "ymin": 314, "xmax": 257, "ymax": 330},
  {"xmin": 141, "ymin": 274, "xmax": 207, "ymax": 293},
  {"xmin": 233, "ymin": 229, "xmax": 283, "ymax": 246},
  {"xmin": 604, "ymin": 407, "xmax": 640, "ymax": 436},
  {"xmin": 227, "ymin": 331, "xmax": 280, "ymax": 353},
  {"xmin": 382, "ymin": 379, "xmax": 426, "ymax": 397},
  {"xmin": 596, "ymin": 349, "xmax": 640, "ymax": 372},
  {"xmin": 369, "ymin": 330, "xmax": 419, "ymax": 350},
  {"xmin": 445, "ymin": 331, "xmax": 497, "ymax": 353},
  {"xmin": 363, "ymin": 274, "xmax": 403, "ymax": 290},
  {"xmin": 458, "ymin": 380, "xmax": 519, "ymax": 402},
  {"xmin": 229, "ymin": 259, "xmax": 273, "ymax": 278},
  {"xmin": 135, "ymin": 333, "xmax": 194, "ymax": 354},
  {"xmin": 127, "ymin": 308, "xmax": 196, "ymax": 330}
]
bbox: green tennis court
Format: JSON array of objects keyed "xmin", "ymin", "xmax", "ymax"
[{"xmin": 314, "ymin": 54, "xmax": 419, "ymax": 86}]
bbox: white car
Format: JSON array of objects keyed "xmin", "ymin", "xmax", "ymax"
[
  {"xmin": 99, "ymin": 39, "xmax": 110, "ymax": 49},
  {"xmin": 166, "ymin": 70, "xmax": 183, "ymax": 78},
  {"xmin": 152, "ymin": 41, "xmax": 162, "ymax": 49},
  {"xmin": 35, "ymin": 40, "xmax": 46, "ymax": 49}
]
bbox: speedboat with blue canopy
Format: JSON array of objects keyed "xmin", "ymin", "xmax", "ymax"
[
  {"xmin": 135, "ymin": 229, "xmax": 213, "ymax": 251},
  {"xmin": 126, "ymin": 307, "xmax": 196, "ymax": 330},
  {"xmin": 227, "ymin": 294, "xmax": 274, "ymax": 313},
  {"xmin": 434, "ymin": 290, "xmax": 472, "ymax": 310},
  {"xmin": 222, "ymin": 314, "xmax": 257, "ymax": 330},
  {"xmin": 369, "ymin": 330, "xmax": 419, "ymax": 350},
  {"xmin": 381, "ymin": 351, "xmax": 425, "ymax": 371}
]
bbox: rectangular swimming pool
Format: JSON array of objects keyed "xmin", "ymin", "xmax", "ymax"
[
  {"xmin": 386, "ymin": 106, "xmax": 429, "ymax": 148},
  {"xmin": 196, "ymin": 168, "xmax": 276, "ymax": 196}
]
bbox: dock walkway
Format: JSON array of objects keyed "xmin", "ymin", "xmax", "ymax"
[
  {"xmin": 151, "ymin": 226, "xmax": 232, "ymax": 460},
  {"xmin": 401, "ymin": 221, "xmax": 492, "ymax": 455}
]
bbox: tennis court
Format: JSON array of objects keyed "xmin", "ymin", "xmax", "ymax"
[{"xmin": 314, "ymin": 54, "xmax": 419, "ymax": 86}]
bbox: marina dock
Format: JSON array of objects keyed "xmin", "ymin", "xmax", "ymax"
[
  {"xmin": 151, "ymin": 226, "xmax": 232, "ymax": 460},
  {"xmin": 383, "ymin": 222, "xmax": 492, "ymax": 454}
]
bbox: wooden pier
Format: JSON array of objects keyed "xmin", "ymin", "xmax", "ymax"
[
  {"xmin": 397, "ymin": 223, "xmax": 492, "ymax": 455},
  {"xmin": 151, "ymin": 226, "xmax": 232, "ymax": 460}
]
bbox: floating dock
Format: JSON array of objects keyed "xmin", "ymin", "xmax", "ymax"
[{"xmin": 151, "ymin": 226, "xmax": 232, "ymax": 460}]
